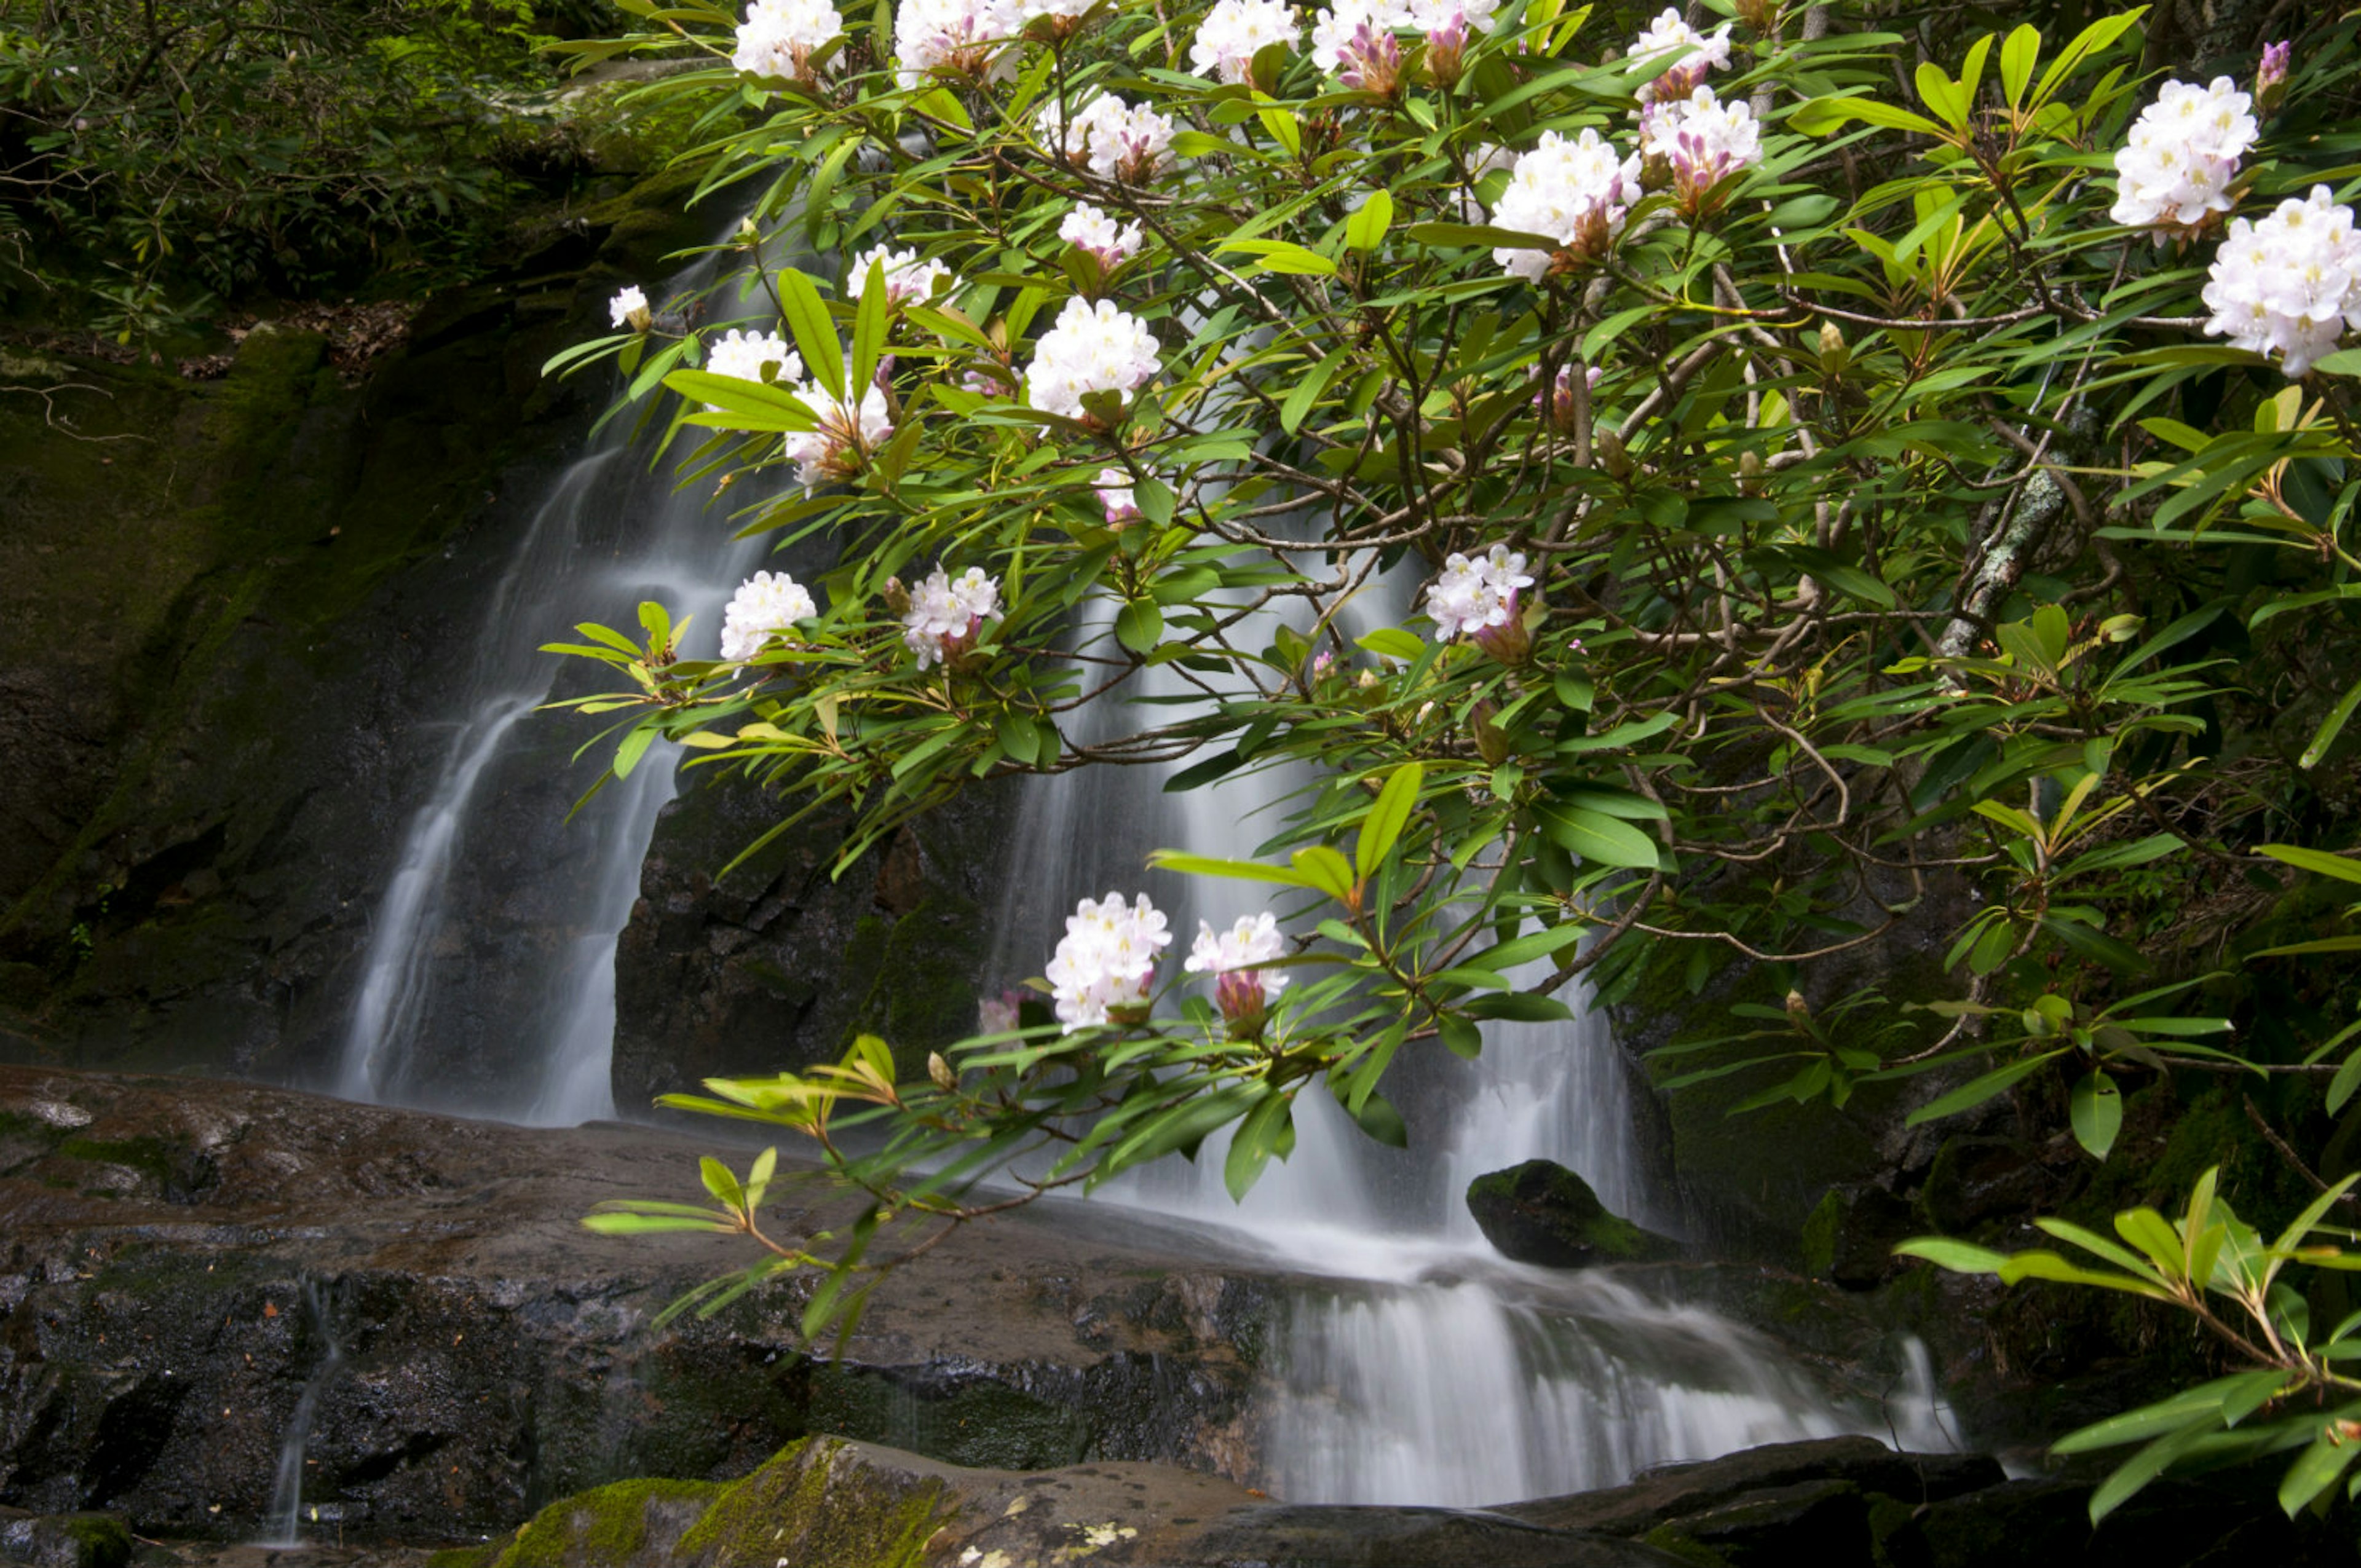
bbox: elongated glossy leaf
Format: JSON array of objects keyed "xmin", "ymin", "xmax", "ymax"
[
  {"xmin": 1534, "ymin": 803, "xmax": 1661, "ymax": 869},
  {"xmin": 1225, "ymin": 1090, "xmax": 1294, "ymax": 1200},
  {"xmin": 1356, "ymin": 762, "xmax": 1423, "ymax": 878},
  {"xmin": 1905, "ymin": 1049, "xmax": 2065, "ymax": 1125},
  {"xmin": 1892, "ymin": 1237, "xmax": 2012, "ymax": 1273},
  {"xmin": 2260, "ymin": 845, "xmax": 2361, "ymax": 886}
]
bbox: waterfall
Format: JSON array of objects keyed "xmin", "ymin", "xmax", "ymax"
[
  {"xmin": 985, "ymin": 561, "xmax": 1953, "ymax": 1505},
  {"xmin": 259, "ymin": 1277, "xmax": 347, "ymax": 1549},
  {"xmin": 334, "ymin": 250, "xmax": 777, "ymax": 1125}
]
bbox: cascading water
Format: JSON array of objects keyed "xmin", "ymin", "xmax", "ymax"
[
  {"xmin": 987, "ymin": 561, "xmax": 1953, "ymax": 1505},
  {"xmin": 334, "ymin": 248, "xmax": 779, "ymax": 1126},
  {"xmin": 260, "ymin": 1277, "xmax": 347, "ymax": 1549}
]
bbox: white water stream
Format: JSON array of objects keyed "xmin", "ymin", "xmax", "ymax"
[
  {"xmin": 334, "ymin": 251, "xmax": 772, "ymax": 1124},
  {"xmin": 985, "ymin": 568, "xmax": 1954, "ymax": 1505}
]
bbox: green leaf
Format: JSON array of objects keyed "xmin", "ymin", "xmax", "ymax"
[
  {"xmin": 1115, "ymin": 597, "xmax": 1165, "ymax": 654},
  {"xmin": 1147, "ymin": 850, "xmax": 1315, "ymax": 888},
  {"xmin": 1356, "ymin": 762, "xmax": 1423, "ymax": 878},
  {"xmin": 1998, "ymin": 22, "xmax": 2039, "ymax": 107},
  {"xmin": 2071, "ymin": 1070, "xmax": 2123, "ymax": 1159},
  {"xmin": 778, "ymin": 267, "xmax": 844, "ymax": 401},
  {"xmin": 1219, "ymin": 238, "xmax": 1337, "ymax": 275},
  {"xmin": 1356, "ymin": 627, "xmax": 1426, "ymax": 660},
  {"xmin": 1225, "ymin": 1090, "xmax": 1294, "ymax": 1200},
  {"xmin": 1352, "ymin": 1090, "xmax": 1409, "ymax": 1148},
  {"xmin": 2301, "ymin": 673, "xmax": 2361, "ymax": 771},
  {"xmin": 1292, "ymin": 844, "xmax": 1359, "ymax": 902},
  {"xmin": 1892, "ymin": 1237, "xmax": 2013, "ymax": 1273},
  {"xmin": 1345, "ymin": 189, "xmax": 1394, "ymax": 253},
  {"xmin": 2260, "ymin": 845, "xmax": 2361, "ymax": 886},
  {"xmin": 1905, "ymin": 1049, "xmax": 2066, "ymax": 1125},
  {"xmin": 2280, "ymin": 1431, "xmax": 2361, "ymax": 1517},
  {"xmin": 851, "ymin": 253, "xmax": 888, "ymax": 393},
  {"xmin": 1534, "ymin": 802, "xmax": 1662, "ymax": 870},
  {"xmin": 700, "ymin": 1155, "xmax": 746, "ymax": 1213}
]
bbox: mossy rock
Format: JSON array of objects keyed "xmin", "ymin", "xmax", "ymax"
[
  {"xmin": 1466, "ymin": 1159, "xmax": 1682, "ymax": 1267},
  {"xmin": 481, "ymin": 1440, "xmax": 951, "ymax": 1568},
  {"xmin": 490, "ymin": 1479, "xmax": 722, "ymax": 1568}
]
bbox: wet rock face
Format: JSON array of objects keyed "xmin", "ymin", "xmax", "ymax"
[
  {"xmin": 0, "ymin": 1070, "xmax": 1267, "ymax": 1542},
  {"xmin": 609, "ymin": 778, "xmax": 1013, "ymax": 1117},
  {"xmin": 1466, "ymin": 1160, "xmax": 1682, "ymax": 1268}
]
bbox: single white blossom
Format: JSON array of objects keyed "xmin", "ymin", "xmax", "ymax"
[
  {"xmin": 1639, "ymin": 85, "xmax": 1762, "ymax": 213},
  {"xmin": 1490, "ymin": 128, "xmax": 1642, "ymax": 278},
  {"xmin": 2202, "ymin": 186, "xmax": 2361, "ymax": 378},
  {"xmin": 1628, "ymin": 7, "xmax": 1731, "ymax": 103},
  {"xmin": 609, "ymin": 285, "xmax": 650, "ymax": 329},
  {"xmin": 1059, "ymin": 202, "xmax": 1145, "ymax": 267},
  {"xmin": 893, "ymin": 0, "xmax": 1022, "ymax": 85},
  {"xmin": 734, "ymin": 0, "xmax": 845, "ymax": 81},
  {"xmin": 850, "ymin": 244, "xmax": 955, "ymax": 303},
  {"xmin": 1046, "ymin": 892, "xmax": 1172, "ymax": 1030},
  {"xmin": 1024, "ymin": 296, "xmax": 1160, "ymax": 420},
  {"xmin": 719, "ymin": 570, "xmax": 817, "ymax": 663},
  {"xmin": 903, "ymin": 565, "xmax": 1001, "ymax": 668},
  {"xmin": 1191, "ymin": 0, "xmax": 1299, "ymax": 84},
  {"xmin": 1185, "ymin": 912, "xmax": 1289, "ymax": 1033},
  {"xmin": 2111, "ymin": 76, "xmax": 2258, "ymax": 235},
  {"xmin": 1425, "ymin": 543, "xmax": 1535, "ymax": 647}
]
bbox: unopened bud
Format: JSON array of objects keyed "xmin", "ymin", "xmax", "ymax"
[
  {"xmin": 1733, "ymin": 0, "xmax": 1778, "ymax": 33},
  {"xmin": 2256, "ymin": 39, "xmax": 2290, "ymax": 114},
  {"xmin": 927, "ymin": 1052, "xmax": 957, "ymax": 1092},
  {"xmin": 1738, "ymin": 449, "xmax": 1765, "ymax": 495},
  {"xmin": 1471, "ymin": 699, "xmax": 1510, "ymax": 765},
  {"xmin": 1817, "ymin": 320, "xmax": 1848, "ymax": 375},
  {"xmin": 737, "ymin": 216, "xmax": 762, "ymax": 246},
  {"xmin": 1595, "ymin": 428, "xmax": 1632, "ymax": 480},
  {"xmin": 1784, "ymin": 989, "xmax": 1809, "ymax": 1018},
  {"xmin": 1358, "ymin": 668, "xmax": 1380, "ymax": 690},
  {"xmin": 882, "ymin": 575, "xmax": 911, "ymax": 616}
]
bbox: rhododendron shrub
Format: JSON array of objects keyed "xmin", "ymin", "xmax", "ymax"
[{"xmin": 554, "ymin": 4, "xmax": 2361, "ymax": 1502}]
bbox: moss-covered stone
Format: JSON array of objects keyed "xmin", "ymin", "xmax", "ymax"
[
  {"xmin": 489, "ymin": 1478, "xmax": 721, "ymax": 1568},
  {"xmin": 1466, "ymin": 1159, "xmax": 1682, "ymax": 1267}
]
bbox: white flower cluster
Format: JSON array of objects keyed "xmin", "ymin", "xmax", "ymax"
[
  {"xmin": 1309, "ymin": 0, "xmax": 1495, "ymax": 74},
  {"xmin": 850, "ymin": 244, "xmax": 954, "ymax": 304},
  {"xmin": 2111, "ymin": 76, "xmax": 2258, "ymax": 235},
  {"xmin": 734, "ymin": 0, "xmax": 844, "ymax": 81},
  {"xmin": 1490, "ymin": 129, "xmax": 1641, "ymax": 280},
  {"xmin": 609, "ymin": 285, "xmax": 650, "ymax": 329},
  {"xmin": 1425, "ymin": 543, "xmax": 1533, "ymax": 640},
  {"xmin": 703, "ymin": 329, "xmax": 802, "ymax": 408},
  {"xmin": 1025, "ymin": 297, "xmax": 1161, "ymax": 420},
  {"xmin": 1629, "ymin": 7, "xmax": 1731, "ymax": 103},
  {"xmin": 1640, "ymin": 85, "xmax": 1762, "ymax": 211},
  {"xmin": 1190, "ymin": 0, "xmax": 1298, "ymax": 84},
  {"xmin": 1046, "ymin": 892, "xmax": 1171, "ymax": 1030},
  {"xmin": 1041, "ymin": 95, "xmax": 1174, "ymax": 182},
  {"xmin": 1059, "ymin": 202, "xmax": 1145, "ymax": 267},
  {"xmin": 2203, "ymin": 187, "xmax": 2361, "ymax": 378},
  {"xmin": 903, "ymin": 565, "xmax": 1001, "ymax": 669},
  {"xmin": 1185, "ymin": 912, "xmax": 1289, "ymax": 1032},
  {"xmin": 719, "ymin": 570, "xmax": 817, "ymax": 663},
  {"xmin": 893, "ymin": 0, "xmax": 1020, "ymax": 86}
]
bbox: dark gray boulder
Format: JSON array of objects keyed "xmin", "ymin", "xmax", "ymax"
[{"xmin": 1466, "ymin": 1160, "xmax": 1682, "ymax": 1268}]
